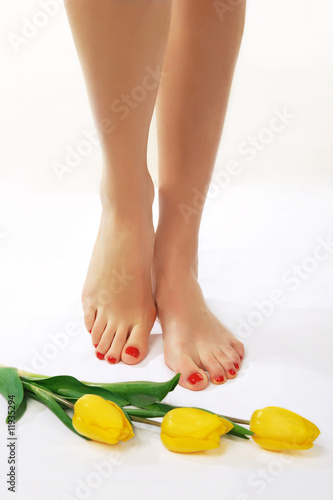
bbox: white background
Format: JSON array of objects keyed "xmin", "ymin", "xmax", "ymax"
[{"xmin": 1, "ymin": 1, "xmax": 333, "ymax": 499}]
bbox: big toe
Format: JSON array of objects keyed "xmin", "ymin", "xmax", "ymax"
[
  {"xmin": 167, "ymin": 354, "xmax": 209, "ymax": 391},
  {"xmin": 121, "ymin": 324, "xmax": 150, "ymax": 365}
]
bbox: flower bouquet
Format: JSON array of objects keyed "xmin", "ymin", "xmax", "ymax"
[{"xmin": 0, "ymin": 365, "xmax": 320, "ymax": 453}]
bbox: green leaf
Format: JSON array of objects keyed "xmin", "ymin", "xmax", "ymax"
[
  {"xmin": 15, "ymin": 395, "xmax": 28, "ymax": 422},
  {"xmin": 0, "ymin": 367, "xmax": 24, "ymax": 418},
  {"xmin": 84, "ymin": 373, "xmax": 181, "ymax": 407},
  {"xmin": 6, "ymin": 395, "xmax": 27, "ymax": 424},
  {"xmin": 20, "ymin": 375, "xmax": 128, "ymax": 407},
  {"xmin": 22, "ymin": 382, "xmax": 89, "ymax": 440},
  {"xmin": 120, "ymin": 407, "xmax": 132, "ymax": 425},
  {"xmin": 144, "ymin": 402, "xmax": 177, "ymax": 413},
  {"xmin": 126, "ymin": 407, "xmax": 167, "ymax": 418},
  {"xmin": 227, "ymin": 428, "xmax": 250, "ymax": 440}
]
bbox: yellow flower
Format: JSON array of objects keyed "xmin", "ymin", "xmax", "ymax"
[
  {"xmin": 250, "ymin": 406, "xmax": 320, "ymax": 451},
  {"xmin": 72, "ymin": 395, "xmax": 134, "ymax": 445},
  {"xmin": 161, "ymin": 408, "xmax": 233, "ymax": 453}
]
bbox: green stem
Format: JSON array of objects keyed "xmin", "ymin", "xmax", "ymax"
[
  {"xmin": 0, "ymin": 365, "xmax": 47, "ymax": 379},
  {"xmin": 130, "ymin": 416, "xmax": 162, "ymax": 428},
  {"xmin": 22, "ymin": 381, "xmax": 74, "ymax": 410},
  {"xmin": 219, "ymin": 415, "xmax": 250, "ymax": 426},
  {"xmin": 18, "ymin": 369, "xmax": 47, "ymax": 379}
]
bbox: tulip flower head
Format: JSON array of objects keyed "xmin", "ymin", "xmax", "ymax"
[
  {"xmin": 73, "ymin": 394, "xmax": 134, "ymax": 445},
  {"xmin": 161, "ymin": 408, "xmax": 234, "ymax": 453},
  {"xmin": 250, "ymin": 406, "xmax": 320, "ymax": 451}
]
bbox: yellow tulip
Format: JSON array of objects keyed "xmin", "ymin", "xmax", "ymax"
[
  {"xmin": 160, "ymin": 408, "xmax": 233, "ymax": 453},
  {"xmin": 72, "ymin": 395, "xmax": 134, "ymax": 445},
  {"xmin": 250, "ymin": 406, "xmax": 320, "ymax": 451}
]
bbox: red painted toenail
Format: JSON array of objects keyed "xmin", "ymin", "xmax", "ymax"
[
  {"xmin": 96, "ymin": 352, "xmax": 104, "ymax": 360},
  {"xmin": 89, "ymin": 329, "xmax": 92, "ymax": 334},
  {"xmin": 215, "ymin": 376, "xmax": 225, "ymax": 383},
  {"xmin": 234, "ymin": 363, "xmax": 239, "ymax": 369},
  {"xmin": 125, "ymin": 346, "xmax": 140, "ymax": 358},
  {"xmin": 107, "ymin": 356, "xmax": 117, "ymax": 364},
  {"xmin": 93, "ymin": 343, "xmax": 98, "ymax": 348},
  {"xmin": 228, "ymin": 369, "xmax": 236, "ymax": 376},
  {"xmin": 187, "ymin": 372, "xmax": 204, "ymax": 385}
]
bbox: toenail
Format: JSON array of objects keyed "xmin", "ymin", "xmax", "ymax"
[
  {"xmin": 228, "ymin": 369, "xmax": 236, "ymax": 376},
  {"xmin": 187, "ymin": 372, "xmax": 204, "ymax": 385},
  {"xmin": 215, "ymin": 376, "xmax": 225, "ymax": 383},
  {"xmin": 234, "ymin": 363, "xmax": 239, "ymax": 369},
  {"xmin": 89, "ymin": 329, "xmax": 92, "ymax": 334},
  {"xmin": 125, "ymin": 346, "xmax": 140, "ymax": 358},
  {"xmin": 93, "ymin": 344, "xmax": 98, "ymax": 348},
  {"xmin": 107, "ymin": 356, "xmax": 117, "ymax": 364},
  {"xmin": 96, "ymin": 352, "xmax": 104, "ymax": 360}
]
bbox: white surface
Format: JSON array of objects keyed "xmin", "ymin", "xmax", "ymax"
[
  {"xmin": 0, "ymin": 190, "xmax": 332, "ymax": 500},
  {"xmin": 1, "ymin": 0, "xmax": 333, "ymax": 499}
]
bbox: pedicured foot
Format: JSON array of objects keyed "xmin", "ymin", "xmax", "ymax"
[
  {"xmin": 82, "ymin": 176, "xmax": 156, "ymax": 365},
  {"xmin": 154, "ymin": 232, "xmax": 244, "ymax": 391}
]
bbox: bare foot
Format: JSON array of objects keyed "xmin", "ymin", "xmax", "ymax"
[
  {"xmin": 154, "ymin": 235, "xmax": 244, "ymax": 391},
  {"xmin": 82, "ymin": 175, "xmax": 156, "ymax": 365}
]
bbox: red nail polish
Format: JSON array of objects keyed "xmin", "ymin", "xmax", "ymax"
[
  {"xmin": 215, "ymin": 376, "xmax": 224, "ymax": 383},
  {"xmin": 93, "ymin": 344, "xmax": 98, "ymax": 348},
  {"xmin": 187, "ymin": 372, "xmax": 204, "ymax": 385},
  {"xmin": 125, "ymin": 346, "xmax": 140, "ymax": 358},
  {"xmin": 96, "ymin": 352, "xmax": 104, "ymax": 360},
  {"xmin": 234, "ymin": 363, "xmax": 239, "ymax": 369},
  {"xmin": 89, "ymin": 329, "xmax": 92, "ymax": 334},
  {"xmin": 107, "ymin": 356, "xmax": 117, "ymax": 364},
  {"xmin": 228, "ymin": 369, "xmax": 236, "ymax": 376}
]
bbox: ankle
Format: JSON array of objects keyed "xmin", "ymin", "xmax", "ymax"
[
  {"xmin": 99, "ymin": 168, "xmax": 154, "ymax": 226},
  {"xmin": 154, "ymin": 227, "xmax": 199, "ymax": 277}
]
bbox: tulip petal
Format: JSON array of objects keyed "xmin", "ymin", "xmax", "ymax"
[
  {"xmin": 72, "ymin": 415, "xmax": 123, "ymax": 444},
  {"xmin": 161, "ymin": 434, "xmax": 220, "ymax": 453},
  {"xmin": 75, "ymin": 395, "xmax": 124, "ymax": 427},
  {"xmin": 162, "ymin": 408, "xmax": 232, "ymax": 440},
  {"xmin": 251, "ymin": 436, "xmax": 314, "ymax": 451}
]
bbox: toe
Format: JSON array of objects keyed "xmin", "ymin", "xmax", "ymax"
[
  {"xmin": 230, "ymin": 338, "xmax": 245, "ymax": 361},
  {"xmin": 121, "ymin": 323, "xmax": 150, "ymax": 365},
  {"xmin": 215, "ymin": 352, "xmax": 239, "ymax": 379},
  {"xmin": 91, "ymin": 312, "xmax": 107, "ymax": 347},
  {"xmin": 166, "ymin": 354, "xmax": 209, "ymax": 391},
  {"xmin": 95, "ymin": 324, "xmax": 116, "ymax": 359},
  {"xmin": 201, "ymin": 353, "xmax": 227, "ymax": 385},
  {"xmin": 220, "ymin": 344, "xmax": 242, "ymax": 369},
  {"xmin": 105, "ymin": 325, "xmax": 129, "ymax": 364}
]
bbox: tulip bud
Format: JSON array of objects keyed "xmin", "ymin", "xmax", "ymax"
[
  {"xmin": 250, "ymin": 406, "xmax": 320, "ymax": 451},
  {"xmin": 73, "ymin": 394, "xmax": 134, "ymax": 445},
  {"xmin": 161, "ymin": 408, "xmax": 233, "ymax": 453}
]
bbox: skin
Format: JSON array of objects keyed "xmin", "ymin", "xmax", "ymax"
[{"xmin": 64, "ymin": 0, "xmax": 246, "ymax": 390}]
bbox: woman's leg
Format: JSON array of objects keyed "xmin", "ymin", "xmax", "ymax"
[
  {"xmin": 65, "ymin": 0, "xmax": 171, "ymax": 364},
  {"xmin": 154, "ymin": 0, "xmax": 246, "ymax": 389}
]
